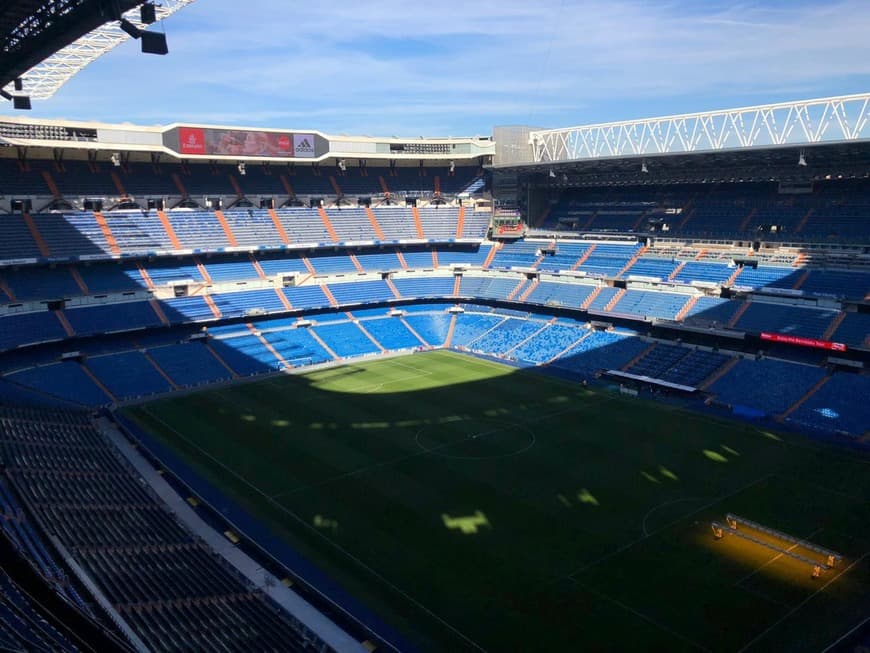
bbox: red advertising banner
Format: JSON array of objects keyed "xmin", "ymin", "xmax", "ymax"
[
  {"xmin": 178, "ymin": 127, "xmax": 206, "ymax": 155},
  {"xmin": 760, "ymin": 332, "xmax": 847, "ymax": 352}
]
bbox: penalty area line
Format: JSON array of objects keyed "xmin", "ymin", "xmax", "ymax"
[
  {"xmin": 737, "ymin": 551, "xmax": 869, "ymax": 653},
  {"xmin": 571, "ymin": 579, "xmax": 712, "ymax": 652},
  {"xmin": 562, "ymin": 473, "xmax": 774, "ymax": 582}
]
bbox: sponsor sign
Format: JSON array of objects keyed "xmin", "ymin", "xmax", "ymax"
[
  {"xmin": 293, "ymin": 133, "xmax": 316, "ymax": 158},
  {"xmin": 178, "ymin": 127, "xmax": 206, "ymax": 155},
  {"xmin": 760, "ymin": 332, "xmax": 847, "ymax": 352}
]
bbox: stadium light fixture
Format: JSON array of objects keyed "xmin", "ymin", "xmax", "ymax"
[
  {"xmin": 449, "ymin": 160, "xmax": 455, "ymax": 173},
  {"xmin": 338, "ymin": 159, "xmax": 347, "ymax": 172},
  {"xmin": 111, "ymin": 153, "xmax": 121, "ymax": 167},
  {"xmin": 0, "ymin": 89, "xmax": 31, "ymax": 110},
  {"xmin": 798, "ymin": 150, "xmax": 808, "ymax": 167},
  {"xmin": 549, "ymin": 169, "xmax": 556, "ymax": 178},
  {"xmin": 237, "ymin": 162, "xmax": 246, "ymax": 175},
  {"xmin": 140, "ymin": 2, "xmax": 157, "ymax": 24},
  {"xmin": 119, "ymin": 18, "xmax": 141, "ymax": 39},
  {"xmin": 641, "ymin": 161, "xmax": 649, "ymax": 174}
]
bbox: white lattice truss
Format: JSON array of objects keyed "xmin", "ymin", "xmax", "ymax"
[
  {"xmin": 2, "ymin": 0, "xmax": 196, "ymax": 100},
  {"xmin": 529, "ymin": 93, "xmax": 870, "ymax": 164}
]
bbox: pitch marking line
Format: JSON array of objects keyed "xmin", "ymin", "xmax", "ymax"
[
  {"xmin": 821, "ymin": 614, "xmax": 870, "ymax": 652},
  {"xmin": 141, "ymin": 406, "xmax": 488, "ymax": 653},
  {"xmin": 641, "ymin": 497, "xmax": 707, "ymax": 537},
  {"xmin": 562, "ymin": 473, "xmax": 774, "ymax": 581},
  {"xmin": 733, "ymin": 527, "xmax": 822, "ymax": 588},
  {"xmin": 270, "ymin": 400, "xmax": 610, "ymax": 499},
  {"xmin": 736, "ymin": 551, "xmax": 869, "ymax": 653},
  {"xmin": 572, "ymin": 580, "xmax": 712, "ymax": 652}
]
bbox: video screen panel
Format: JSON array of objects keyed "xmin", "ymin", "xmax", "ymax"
[{"xmin": 174, "ymin": 127, "xmax": 317, "ymax": 158}]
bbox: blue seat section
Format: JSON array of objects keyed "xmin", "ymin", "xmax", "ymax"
[
  {"xmin": 1, "ymin": 266, "xmax": 81, "ymax": 301},
  {"xmin": 283, "ymin": 285, "xmax": 330, "ymax": 310},
  {"xmin": 525, "ymin": 281, "xmax": 596, "ymax": 308},
  {"xmin": 450, "ymin": 313, "xmax": 505, "ymax": 347},
  {"xmin": 32, "ymin": 212, "xmax": 111, "ymax": 258},
  {"xmin": 734, "ymin": 303, "xmax": 837, "ymax": 338},
  {"xmin": 360, "ymin": 317, "xmax": 422, "ymax": 350},
  {"xmin": 512, "ymin": 324, "xmax": 585, "ymax": 363},
  {"xmin": 262, "ymin": 329, "xmax": 332, "ymax": 366},
  {"xmin": 211, "ymin": 289, "xmax": 284, "ymax": 318},
  {"xmin": 221, "ymin": 210, "xmax": 283, "ymax": 248},
  {"xmin": 623, "ymin": 258, "xmax": 678, "ymax": 280},
  {"xmin": 489, "ymin": 240, "xmax": 541, "ymax": 269},
  {"xmin": 733, "ymin": 266, "xmax": 796, "ymax": 290},
  {"xmin": 661, "ymin": 350, "xmax": 728, "ymax": 387},
  {"xmin": 537, "ymin": 242, "xmax": 591, "ymax": 273},
  {"xmin": 147, "ymin": 343, "xmax": 232, "ymax": 387},
  {"xmin": 0, "ymin": 216, "xmax": 41, "ymax": 260},
  {"xmin": 459, "ymin": 276, "xmax": 520, "ymax": 299},
  {"xmin": 76, "ymin": 264, "xmax": 143, "ymax": 294},
  {"xmin": 709, "ymin": 358, "xmax": 825, "ymax": 416},
  {"xmin": 329, "ymin": 280, "xmax": 395, "ymax": 304},
  {"xmin": 451, "ymin": 314, "xmax": 504, "ymax": 347},
  {"xmin": 402, "ymin": 250, "xmax": 436, "ymax": 269},
  {"xmin": 576, "ymin": 244, "xmax": 640, "ymax": 277},
  {"xmin": 161, "ymin": 296, "xmax": 214, "ymax": 322},
  {"xmin": 145, "ymin": 260, "xmax": 204, "ymax": 285},
  {"xmin": 799, "ymin": 269, "xmax": 870, "ymax": 299},
  {"xmin": 326, "ymin": 208, "xmax": 380, "ymax": 242},
  {"xmin": 274, "ymin": 208, "xmax": 333, "ymax": 245},
  {"xmin": 202, "ymin": 259, "xmax": 259, "ymax": 282},
  {"xmin": 403, "ymin": 312, "xmax": 451, "ymax": 346},
  {"xmin": 471, "ymin": 318, "xmax": 543, "ymax": 355},
  {"xmin": 673, "ymin": 261, "xmax": 735, "ymax": 284},
  {"xmin": 4, "ymin": 362, "xmax": 110, "ymax": 405},
  {"xmin": 369, "ymin": 208, "xmax": 418, "ymax": 241},
  {"xmin": 255, "ymin": 253, "xmax": 310, "ymax": 276},
  {"xmin": 552, "ymin": 331, "xmax": 649, "ymax": 373},
  {"xmin": 167, "ymin": 211, "xmax": 231, "ymax": 250},
  {"xmin": 437, "ymin": 245, "xmax": 492, "ymax": 267},
  {"xmin": 393, "ymin": 276, "xmax": 454, "ymax": 298},
  {"xmin": 356, "ymin": 251, "xmax": 402, "ymax": 272},
  {"xmin": 789, "ymin": 373, "xmax": 870, "ymax": 436},
  {"xmin": 586, "ymin": 286, "xmax": 620, "ymax": 311},
  {"xmin": 459, "ymin": 209, "xmax": 491, "ymax": 240},
  {"xmin": 308, "ymin": 253, "xmax": 357, "ymax": 274},
  {"xmin": 627, "ymin": 346, "xmax": 729, "ymax": 387},
  {"xmin": 310, "ymin": 322, "xmax": 379, "ymax": 358},
  {"xmin": 0, "ymin": 567, "xmax": 78, "ymax": 651},
  {"xmin": 831, "ymin": 312, "xmax": 870, "ymax": 347},
  {"xmin": 103, "ymin": 211, "xmax": 174, "ymax": 253},
  {"xmin": 65, "ymin": 302, "xmax": 161, "ymax": 335},
  {"xmin": 0, "ymin": 312, "xmax": 66, "ymax": 351},
  {"xmin": 611, "ymin": 290, "xmax": 689, "ymax": 320},
  {"xmin": 86, "ymin": 351, "xmax": 173, "ymax": 399},
  {"xmin": 416, "ymin": 207, "xmax": 461, "ymax": 240},
  {"xmin": 209, "ymin": 335, "xmax": 278, "ymax": 375},
  {"xmin": 683, "ymin": 296, "xmax": 742, "ymax": 326}
]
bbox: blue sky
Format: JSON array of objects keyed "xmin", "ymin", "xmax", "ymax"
[{"xmin": 3, "ymin": 0, "xmax": 870, "ymax": 136}]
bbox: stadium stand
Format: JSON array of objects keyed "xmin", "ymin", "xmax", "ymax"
[{"xmin": 0, "ymin": 407, "xmax": 328, "ymax": 652}]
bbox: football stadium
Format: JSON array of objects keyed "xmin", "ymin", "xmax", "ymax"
[{"xmin": 0, "ymin": 3, "xmax": 869, "ymax": 652}]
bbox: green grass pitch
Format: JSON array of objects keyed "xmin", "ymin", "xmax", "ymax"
[{"xmin": 124, "ymin": 350, "xmax": 870, "ymax": 652}]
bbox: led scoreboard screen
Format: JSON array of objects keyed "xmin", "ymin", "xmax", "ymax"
[{"xmin": 172, "ymin": 127, "xmax": 319, "ymax": 158}]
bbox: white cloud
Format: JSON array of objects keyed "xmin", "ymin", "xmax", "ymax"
[{"xmin": 3, "ymin": 0, "xmax": 869, "ymax": 133}]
